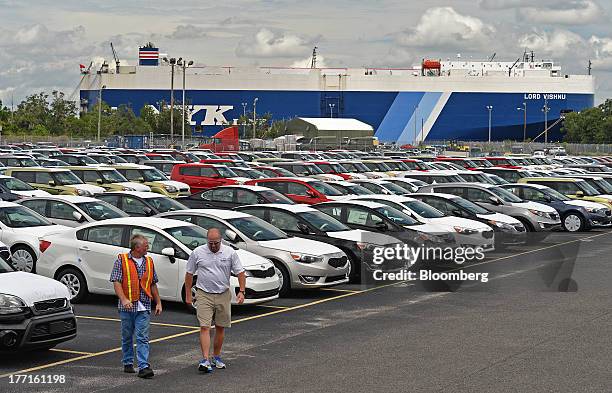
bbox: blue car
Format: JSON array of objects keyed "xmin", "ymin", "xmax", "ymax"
[{"xmin": 500, "ymin": 183, "xmax": 611, "ymax": 232}]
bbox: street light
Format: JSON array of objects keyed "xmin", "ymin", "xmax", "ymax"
[
  {"xmin": 486, "ymin": 105, "xmax": 493, "ymax": 143},
  {"xmin": 329, "ymin": 103, "xmax": 335, "ymax": 118},
  {"xmin": 516, "ymin": 102, "xmax": 527, "ymax": 142},
  {"xmin": 241, "ymin": 102, "xmax": 247, "ymax": 138},
  {"xmin": 97, "ymin": 85, "xmax": 106, "ymax": 142},
  {"xmin": 163, "ymin": 57, "xmax": 177, "ymax": 143},
  {"xmin": 413, "ymin": 104, "xmax": 419, "ymax": 145},
  {"xmin": 542, "ymin": 98, "xmax": 550, "ymax": 144},
  {"xmin": 177, "ymin": 58, "xmax": 194, "ymax": 147},
  {"xmin": 253, "ymin": 97, "xmax": 259, "ymax": 148}
]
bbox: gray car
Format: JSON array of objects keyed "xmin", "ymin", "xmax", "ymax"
[
  {"xmin": 418, "ymin": 182, "xmax": 561, "ymax": 232},
  {"xmin": 156, "ymin": 209, "xmax": 349, "ymax": 295}
]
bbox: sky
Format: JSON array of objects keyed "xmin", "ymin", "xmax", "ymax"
[{"xmin": 1, "ymin": 0, "xmax": 612, "ymax": 106}]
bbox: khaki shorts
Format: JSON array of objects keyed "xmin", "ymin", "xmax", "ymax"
[{"xmin": 195, "ymin": 288, "xmax": 232, "ymax": 328}]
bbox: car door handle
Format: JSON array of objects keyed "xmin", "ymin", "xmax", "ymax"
[{"xmin": 79, "ymin": 246, "xmax": 90, "ymax": 251}]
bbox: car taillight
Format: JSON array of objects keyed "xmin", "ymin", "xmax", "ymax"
[{"xmin": 39, "ymin": 240, "xmax": 52, "ymax": 253}]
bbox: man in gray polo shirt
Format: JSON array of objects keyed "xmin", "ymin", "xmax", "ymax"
[{"xmin": 185, "ymin": 227, "xmax": 246, "ymax": 373}]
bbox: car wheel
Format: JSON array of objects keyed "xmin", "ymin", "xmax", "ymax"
[
  {"xmin": 11, "ymin": 246, "xmax": 36, "ymax": 273},
  {"xmin": 562, "ymin": 212, "xmax": 585, "ymax": 232},
  {"xmin": 272, "ymin": 262, "xmax": 291, "ymax": 297},
  {"xmin": 57, "ymin": 268, "xmax": 89, "ymax": 303},
  {"xmin": 516, "ymin": 218, "xmax": 534, "ymax": 232}
]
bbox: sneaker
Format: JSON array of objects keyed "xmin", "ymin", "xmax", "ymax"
[
  {"xmin": 211, "ymin": 356, "xmax": 226, "ymax": 369},
  {"xmin": 123, "ymin": 365, "xmax": 136, "ymax": 374},
  {"xmin": 198, "ymin": 359, "xmax": 213, "ymax": 373},
  {"xmin": 137, "ymin": 367, "xmax": 154, "ymax": 379}
]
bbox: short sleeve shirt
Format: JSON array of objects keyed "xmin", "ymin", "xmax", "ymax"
[{"xmin": 185, "ymin": 244, "xmax": 244, "ymax": 294}]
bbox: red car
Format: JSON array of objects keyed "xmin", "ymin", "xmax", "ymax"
[
  {"xmin": 199, "ymin": 158, "xmax": 249, "ymax": 168},
  {"xmin": 171, "ymin": 163, "xmax": 246, "ymax": 194},
  {"xmin": 484, "ymin": 157, "xmax": 522, "ymax": 169},
  {"xmin": 245, "ymin": 177, "xmax": 345, "ymax": 204},
  {"xmin": 249, "ymin": 166, "xmax": 297, "ymax": 178}
]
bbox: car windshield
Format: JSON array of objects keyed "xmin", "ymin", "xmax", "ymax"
[
  {"xmin": 381, "ymin": 182, "xmax": 410, "ymax": 195},
  {"xmin": 592, "ymin": 179, "xmax": 612, "ymax": 193},
  {"xmin": 216, "ymin": 166, "xmax": 238, "ymax": 178},
  {"xmin": 309, "ymin": 181, "xmax": 343, "ymax": 196},
  {"xmin": 304, "ymin": 165, "xmax": 324, "ymax": 175},
  {"xmin": 142, "ymin": 168, "xmax": 168, "ymax": 181},
  {"xmin": 298, "ymin": 211, "xmax": 349, "ymax": 232},
  {"xmin": 346, "ymin": 162, "xmax": 370, "ymax": 173},
  {"xmin": 0, "ymin": 177, "xmax": 35, "ymax": 191},
  {"xmin": 374, "ymin": 206, "xmax": 418, "ymax": 226},
  {"xmin": 53, "ymin": 171, "xmax": 83, "ymax": 185},
  {"xmin": 90, "ymin": 155, "xmax": 113, "ymax": 164},
  {"xmin": 19, "ymin": 158, "xmax": 39, "ymax": 167},
  {"xmin": 0, "ymin": 257, "xmax": 14, "ymax": 273},
  {"xmin": 489, "ymin": 187, "xmax": 523, "ymax": 203},
  {"xmin": 487, "ymin": 174, "xmax": 508, "ymax": 185},
  {"xmin": 274, "ymin": 167, "xmax": 296, "ymax": 177},
  {"xmin": 345, "ymin": 184, "xmax": 374, "ymax": 195},
  {"xmin": 403, "ymin": 200, "xmax": 446, "ymax": 218},
  {"xmin": 113, "ymin": 156, "xmax": 128, "ymax": 163},
  {"xmin": 78, "ymin": 156, "xmax": 99, "ymax": 165},
  {"xmin": 575, "ymin": 180, "xmax": 603, "ymax": 196},
  {"xmin": 100, "ymin": 170, "xmax": 128, "ymax": 183},
  {"xmin": 330, "ymin": 163, "xmax": 349, "ymax": 173},
  {"xmin": 540, "ymin": 188, "xmax": 571, "ymax": 201},
  {"xmin": 384, "ymin": 162, "xmax": 407, "ymax": 171},
  {"xmin": 259, "ymin": 190, "xmax": 294, "ymax": 204},
  {"xmin": 451, "ymin": 197, "xmax": 492, "ymax": 214},
  {"xmin": 147, "ymin": 197, "xmax": 187, "ymax": 212},
  {"xmin": 227, "ymin": 216, "xmax": 288, "ymax": 241},
  {"xmin": 184, "ymin": 153, "xmax": 199, "ymax": 162},
  {"xmin": 164, "ymin": 225, "xmax": 208, "ymax": 250},
  {"xmin": 0, "ymin": 205, "xmax": 52, "ymax": 227},
  {"xmin": 76, "ymin": 201, "xmax": 126, "ymax": 220}
]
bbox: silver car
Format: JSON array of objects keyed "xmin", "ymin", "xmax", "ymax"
[
  {"xmin": 157, "ymin": 209, "xmax": 349, "ymax": 295},
  {"xmin": 418, "ymin": 182, "xmax": 561, "ymax": 232}
]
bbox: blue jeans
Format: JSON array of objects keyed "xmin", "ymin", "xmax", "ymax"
[{"xmin": 119, "ymin": 311, "xmax": 151, "ymax": 369}]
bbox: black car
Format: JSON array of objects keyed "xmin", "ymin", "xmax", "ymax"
[
  {"xmin": 178, "ymin": 185, "xmax": 295, "ymax": 209},
  {"xmin": 97, "ymin": 192, "xmax": 188, "ymax": 216},
  {"xmin": 235, "ymin": 204, "xmax": 401, "ymax": 281}
]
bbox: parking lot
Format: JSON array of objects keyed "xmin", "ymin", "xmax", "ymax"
[{"xmin": 2, "ymin": 227, "xmax": 611, "ymax": 393}]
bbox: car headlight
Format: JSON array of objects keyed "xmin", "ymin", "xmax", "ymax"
[
  {"xmin": 244, "ymin": 270, "xmax": 253, "ymax": 277},
  {"xmin": 416, "ymin": 231, "xmax": 447, "ymax": 244},
  {"xmin": 487, "ymin": 220, "xmax": 514, "ymax": 230},
  {"xmin": 453, "ymin": 226, "xmax": 478, "ymax": 235},
  {"xmin": 164, "ymin": 185, "xmax": 178, "ymax": 193},
  {"xmin": 290, "ymin": 253, "xmax": 323, "ymax": 263},
  {"xmin": 122, "ymin": 186, "xmax": 135, "ymax": 191},
  {"xmin": 0, "ymin": 293, "xmax": 27, "ymax": 315},
  {"xmin": 528, "ymin": 209, "xmax": 548, "ymax": 218},
  {"xmin": 75, "ymin": 189, "xmax": 92, "ymax": 196},
  {"xmin": 356, "ymin": 242, "xmax": 377, "ymax": 251}
]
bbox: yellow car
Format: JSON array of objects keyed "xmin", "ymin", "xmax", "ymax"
[
  {"xmin": 112, "ymin": 164, "xmax": 190, "ymax": 197},
  {"xmin": 518, "ymin": 177, "xmax": 612, "ymax": 209},
  {"xmin": 66, "ymin": 166, "xmax": 151, "ymax": 192},
  {"xmin": 4, "ymin": 167, "xmax": 105, "ymax": 196}
]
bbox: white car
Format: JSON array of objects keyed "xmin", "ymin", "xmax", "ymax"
[
  {"xmin": 36, "ymin": 217, "xmax": 280, "ymax": 307},
  {"xmin": 0, "ymin": 256, "xmax": 77, "ymax": 351},
  {"xmin": 0, "ymin": 175, "xmax": 51, "ymax": 198},
  {"xmin": 0, "ymin": 202, "xmax": 70, "ymax": 272},
  {"xmin": 18, "ymin": 195, "xmax": 128, "ymax": 227},
  {"xmin": 348, "ymin": 195, "xmax": 495, "ymax": 251}
]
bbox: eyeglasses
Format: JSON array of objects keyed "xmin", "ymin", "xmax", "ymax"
[{"xmin": 208, "ymin": 241, "xmax": 221, "ymax": 245}]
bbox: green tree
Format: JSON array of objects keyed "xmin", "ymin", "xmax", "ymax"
[{"xmin": 562, "ymin": 99, "xmax": 612, "ymax": 143}]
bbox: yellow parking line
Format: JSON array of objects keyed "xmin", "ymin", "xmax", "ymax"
[
  {"xmin": 49, "ymin": 348, "xmax": 94, "ymax": 356},
  {"xmin": 4, "ymin": 231, "xmax": 610, "ymax": 379},
  {"xmin": 318, "ymin": 288, "xmax": 361, "ymax": 293},
  {"xmin": 76, "ymin": 315, "xmax": 198, "ymax": 330}
]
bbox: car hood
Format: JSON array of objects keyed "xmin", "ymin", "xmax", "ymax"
[
  {"xmin": 327, "ymin": 229, "xmax": 399, "ymax": 246},
  {"xmin": 12, "ymin": 224, "xmax": 71, "ymax": 238},
  {"xmin": 0, "ymin": 271, "xmax": 70, "ymax": 306},
  {"xmin": 408, "ymin": 222, "xmax": 448, "ymax": 235},
  {"xmin": 117, "ymin": 182, "xmax": 151, "ymax": 192},
  {"xmin": 311, "ymin": 174, "xmax": 344, "ymax": 181},
  {"xmin": 511, "ymin": 200, "xmax": 556, "ymax": 213},
  {"xmin": 157, "ymin": 180, "xmax": 190, "ymax": 190},
  {"xmin": 71, "ymin": 183, "xmax": 106, "ymax": 194},
  {"xmin": 326, "ymin": 195, "xmax": 351, "ymax": 201},
  {"xmin": 564, "ymin": 199, "xmax": 607, "ymax": 210},
  {"xmin": 229, "ymin": 177, "xmax": 251, "ymax": 184},
  {"xmin": 235, "ymin": 249, "xmax": 275, "ymax": 269},
  {"xmin": 346, "ymin": 173, "xmax": 367, "ymax": 180},
  {"xmin": 259, "ymin": 237, "xmax": 342, "ymax": 255},
  {"xmin": 13, "ymin": 189, "xmax": 51, "ymax": 197},
  {"xmin": 476, "ymin": 212, "xmax": 521, "ymax": 225},
  {"xmin": 428, "ymin": 216, "xmax": 491, "ymax": 231}
]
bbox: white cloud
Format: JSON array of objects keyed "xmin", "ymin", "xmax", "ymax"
[
  {"xmin": 289, "ymin": 54, "xmax": 327, "ymax": 68},
  {"xmin": 518, "ymin": 1, "xmax": 605, "ymax": 25},
  {"xmin": 236, "ymin": 28, "xmax": 314, "ymax": 58},
  {"xmin": 518, "ymin": 29, "xmax": 586, "ymax": 57},
  {"xmin": 480, "ymin": 0, "xmax": 558, "ymax": 10},
  {"xmin": 395, "ymin": 7, "xmax": 495, "ymax": 50},
  {"xmin": 590, "ymin": 36, "xmax": 612, "ymax": 71}
]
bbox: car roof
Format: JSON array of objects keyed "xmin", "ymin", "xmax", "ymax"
[
  {"xmin": 112, "ymin": 164, "xmax": 152, "ymax": 169},
  {"xmin": 6, "ymin": 167, "xmax": 70, "ymax": 172},
  {"xmin": 101, "ymin": 191, "xmax": 166, "ymax": 198},
  {"xmin": 316, "ymin": 200, "xmax": 387, "ymax": 209},
  {"xmin": 161, "ymin": 208, "xmax": 250, "ymax": 220},
  {"xmin": 501, "ymin": 183, "xmax": 549, "ymax": 189},
  {"xmin": 426, "ymin": 182, "xmax": 496, "ymax": 188},
  {"xmin": 325, "ymin": 180, "xmax": 354, "ymax": 186},
  {"xmin": 522, "ymin": 177, "xmax": 583, "ymax": 182},
  {"xmin": 21, "ymin": 195, "xmax": 97, "ymax": 203},
  {"xmin": 409, "ymin": 192, "xmax": 463, "ymax": 200},
  {"xmin": 349, "ymin": 194, "xmax": 417, "ymax": 203},
  {"xmin": 65, "ymin": 166, "xmax": 115, "ymax": 170},
  {"xmin": 0, "ymin": 201, "xmax": 21, "ymax": 208},
  {"xmin": 243, "ymin": 203, "xmax": 315, "ymax": 213},
  {"xmin": 85, "ymin": 217, "xmax": 195, "ymax": 229}
]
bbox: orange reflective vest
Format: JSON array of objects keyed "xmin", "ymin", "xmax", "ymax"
[{"xmin": 119, "ymin": 253, "xmax": 154, "ymax": 302}]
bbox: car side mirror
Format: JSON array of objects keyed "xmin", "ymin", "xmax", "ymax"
[
  {"xmin": 48, "ymin": 180, "xmax": 56, "ymax": 186},
  {"xmin": 225, "ymin": 229, "xmax": 238, "ymax": 242},
  {"xmin": 296, "ymin": 222, "xmax": 312, "ymax": 234},
  {"xmin": 374, "ymin": 222, "xmax": 388, "ymax": 231},
  {"xmin": 575, "ymin": 191, "xmax": 584, "ymax": 197},
  {"xmin": 161, "ymin": 247, "xmax": 176, "ymax": 263},
  {"xmin": 488, "ymin": 196, "xmax": 502, "ymax": 205},
  {"xmin": 210, "ymin": 174, "xmax": 220, "ymax": 178},
  {"xmin": 543, "ymin": 195, "xmax": 552, "ymax": 202},
  {"xmin": 143, "ymin": 207, "xmax": 154, "ymax": 216},
  {"xmin": 96, "ymin": 178, "xmax": 104, "ymax": 184},
  {"xmin": 137, "ymin": 177, "xmax": 145, "ymax": 183},
  {"xmin": 306, "ymin": 190, "xmax": 317, "ymax": 198},
  {"xmin": 72, "ymin": 211, "xmax": 85, "ymax": 222},
  {"xmin": 452, "ymin": 209, "xmax": 464, "ymax": 217}
]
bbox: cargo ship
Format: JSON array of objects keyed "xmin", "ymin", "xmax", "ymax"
[{"xmin": 78, "ymin": 47, "xmax": 594, "ymax": 143}]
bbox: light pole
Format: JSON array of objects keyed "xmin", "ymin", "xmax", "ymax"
[
  {"xmin": 329, "ymin": 103, "xmax": 335, "ymax": 118},
  {"xmin": 486, "ymin": 105, "xmax": 493, "ymax": 143},
  {"xmin": 517, "ymin": 102, "xmax": 527, "ymax": 142},
  {"xmin": 241, "ymin": 102, "xmax": 247, "ymax": 138},
  {"xmin": 413, "ymin": 104, "xmax": 419, "ymax": 145},
  {"xmin": 253, "ymin": 97, "xmax": 259, "ymax": 148},
  {"xmin": 178, "ymin": 58, "xmax": 193, "ymax": 147},
  {"xmin": 97, "ymin": 85, "xmax": 106, "ymax": 142},
  {"xmin": 542, "ymin": 98, "xmax": 550, "ymax": 144},
  {"xmin": 163, "ymin": 57, "xmax": 177, "ymax": 143}
]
